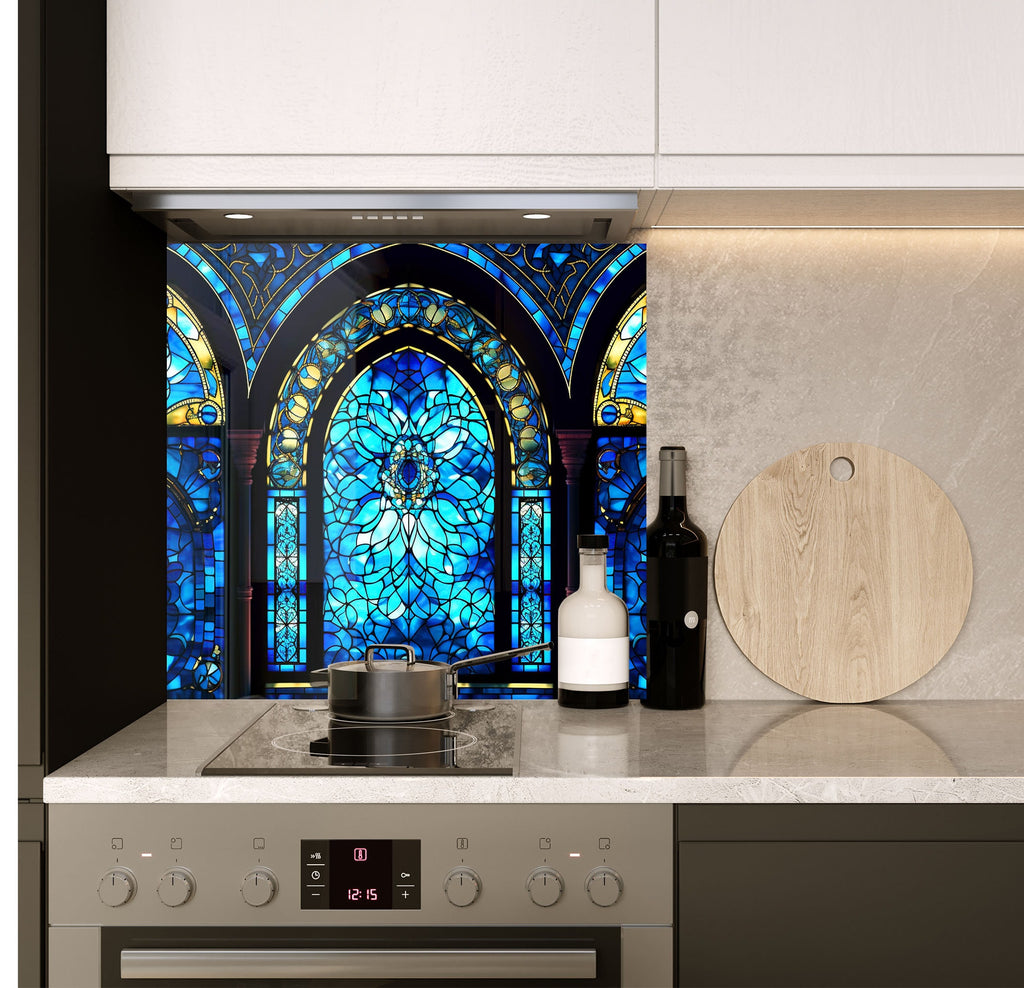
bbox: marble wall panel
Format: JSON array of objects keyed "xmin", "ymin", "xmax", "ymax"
[{"xmin": 643, "ymin": 228, "xmax": 1024, "ymax": 699}]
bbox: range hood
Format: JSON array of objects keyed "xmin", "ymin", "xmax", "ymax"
[{"xmin": 121, "ymin": 191, "xmax": 640, "ymax": 242}]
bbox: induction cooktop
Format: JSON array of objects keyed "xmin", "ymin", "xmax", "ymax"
[{"xmin": 201, "ymin": 702, "xmax": 520, "ymax": 775}]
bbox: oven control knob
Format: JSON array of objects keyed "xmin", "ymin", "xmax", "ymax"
[
  {"xmin": 526, "ymin": 867, "xmax": 564, "ymax": 907},
  {"xmin": 157, "ymin": 868, "xmax": 196, "ymax": 907},
  {"xmin": 443, "ymin": 867, "xmax": 481, "ymax": 907},
  {"xmin": 585, "ymin": 867, "xmax": 623, "ymax": 907},
  {"xmin": 241, "ymin": 867, "xmax": 278, "ymax": 907},
  {"xmin": 98, "ymin": 868, "xmax": 137, "ymax": 907}
]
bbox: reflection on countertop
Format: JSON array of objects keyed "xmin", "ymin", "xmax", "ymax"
[
  {"xmin": 725, "ymin": 704, "xmax": 957, "ymax": 777},
  {"xmin": 520, "ymin": 699, "xmax": 1024, "ymax": 778},
  {"xmin": 43, "ymin": 699, "xmax": 1024, "ymax": 805}
]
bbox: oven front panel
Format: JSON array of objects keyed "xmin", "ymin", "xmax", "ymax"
[
  {"xmin": 49, "ymin": 924, "xmax": 673, "ymax": 987},
  {"xmin": 49, "ymin": 803, "xmax": 672, "ymax": 928}
]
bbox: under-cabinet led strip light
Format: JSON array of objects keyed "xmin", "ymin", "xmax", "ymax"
[
  {"xmin": 651, "ymin": 224, "xmax": 1024, "ymax": 228},
  {"xmin": 646, "ymin": 188, "xmax": 1024, "ymax": 229}
]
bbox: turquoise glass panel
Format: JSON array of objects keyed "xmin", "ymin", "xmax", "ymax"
[{"xmin": 322, "ymin": 348, "xmax": 496, "ymax": 667}]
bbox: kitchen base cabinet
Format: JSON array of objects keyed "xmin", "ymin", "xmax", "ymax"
[{"xmin": 675, "ymin": 806, "xmax": 1024, "ymax": 988}]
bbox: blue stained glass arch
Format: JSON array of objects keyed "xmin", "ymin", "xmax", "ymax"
[
  {"xmin": 321, "ymin": 347, "xmax": 497, "ymax": 665},
  {"xmin": 269, "ymin": 285, "xmax": 549, "ymax": 492}
]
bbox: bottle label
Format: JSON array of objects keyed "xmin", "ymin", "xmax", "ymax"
[{"xmin": 557, "ymin": 637, "xmax": 629, "ymax": 690}]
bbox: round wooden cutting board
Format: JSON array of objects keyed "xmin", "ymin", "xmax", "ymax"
[{"xmin": 714, "ymin": 442, "xmax": 972, "ymax": 703}]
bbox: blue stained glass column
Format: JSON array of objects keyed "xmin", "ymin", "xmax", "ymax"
[
  {"xmin": 267, "ymin": 490, "xmax": 307, "ymax": 672},
  {"xmin": 166, "ymin": 290, "xmax": 227, "ymax": 697},
  {"xmin": 166, "ymin": 435, "xmax": 225, "ymax": 697},
  {"xmin": 594, "ymin": 435, "xmax": 647, "ymax": 695},
  {"xmin": 510, "ymin": 490, "xmax": 552, "ymax": 673}
]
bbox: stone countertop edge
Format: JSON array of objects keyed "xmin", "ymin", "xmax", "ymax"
[
  {"xmin": 42, "ymin": 699, "xmax": 1024, "ymax": 805},
  {"xmin": 42, "ymin": 774, "xmax": 1024, "ymax": 805}
]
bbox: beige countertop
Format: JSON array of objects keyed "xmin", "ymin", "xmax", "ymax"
[{"xmin": 43, "ymin": 699, "xmax": 1024, "ymax": 804}]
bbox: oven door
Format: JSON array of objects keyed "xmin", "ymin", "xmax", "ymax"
[{"xmin": 97, "ymin": 926, "xmax": 623, "ymax": 986}]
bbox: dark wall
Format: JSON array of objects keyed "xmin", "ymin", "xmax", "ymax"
[{"xmin": 35, "ymin": 0, "xmax": 167, "ymax": 769}]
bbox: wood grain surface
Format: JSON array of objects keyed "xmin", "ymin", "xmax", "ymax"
[{"xmin": 714, "ymin": 442, "xmax": 972, "ymax": 703}]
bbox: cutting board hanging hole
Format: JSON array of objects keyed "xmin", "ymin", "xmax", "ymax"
[{"xmin": 830, "ymin": 456, "xmax": 854, "ymax": 482}]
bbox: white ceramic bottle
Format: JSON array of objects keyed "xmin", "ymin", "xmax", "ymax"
[{"xmin": 556, "ymin": 534, "xmax": 629, "ymax": 708}]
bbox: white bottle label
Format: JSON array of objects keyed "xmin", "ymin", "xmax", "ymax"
[{"xmin": 558, "ymin": 637, "xmax": 629, "ymax": 690}]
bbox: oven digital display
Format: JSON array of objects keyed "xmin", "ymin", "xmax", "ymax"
[{"xmin": 300, "ymin": 839, "xmax": 420, "ymax": 909}]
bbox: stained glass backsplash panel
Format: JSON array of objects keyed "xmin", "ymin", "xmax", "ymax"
[{"xmin": 165, "ymin": 243, "xmax": 646, "ymax": 699}]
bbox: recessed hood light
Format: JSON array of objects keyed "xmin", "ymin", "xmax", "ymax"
[
  {"xmin": 224, "ymin": 212, "xmax": 254, "ymax": 220},
  {"xmin": 523, "ymin": 212, "xmax": 551, "ymax": 220}
]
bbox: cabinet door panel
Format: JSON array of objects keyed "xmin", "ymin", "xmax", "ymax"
[
  {"xmin": 659, "ymin": 0, "xmax": 1024, "ymax": 155},
  {"xmin": 677, "ymin": 841, "xmax": 1023, "ymax": 987},
  {"xmin": 108, "ymin": 0, "xmax": 656, "ymax": 156}
]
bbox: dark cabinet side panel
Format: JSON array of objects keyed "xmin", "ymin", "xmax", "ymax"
[{"xmin": 41, "ymin": 0, "xmax": 167, "ymax": 770}]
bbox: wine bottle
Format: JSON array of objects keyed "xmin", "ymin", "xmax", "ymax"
[
  {"xmin": 557, "ymin": 534, "xmax": 630, "ymax": 708},
  {"xmin": 642, "ymin": 446, "xmax": 708, "ymax": 709}
]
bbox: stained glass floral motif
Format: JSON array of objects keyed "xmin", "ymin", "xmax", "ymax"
[
  {"xmin": 595, "ymin": 292, "xmax": 647, "ymax": 427},
  {"xmin": 321, "ymin": 347, "xmax": 497, "ymax": 667},
  {"xmin": 594, "ymin": 435, "xmax": 647, "ymax": 694},
  {"xmin": 166, "ymin": 289, "xmax": 224, "ymax": 426},
  {"xmin": 269, "ymin": 285, "xmax": 549, "ymax": 492},
  {"xmin": 166, "ymin": 436, "xmax": 225, "ymax": 697}
]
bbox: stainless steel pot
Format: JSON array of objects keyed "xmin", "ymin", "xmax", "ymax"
[{"xmin": 311, "ymin": 642, "xmax": 552, "ymax": 722}]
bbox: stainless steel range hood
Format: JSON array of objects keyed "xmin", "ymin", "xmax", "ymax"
[{"xmin": 121, "ymin": 190, "xmax": 640, "ymax": 242}]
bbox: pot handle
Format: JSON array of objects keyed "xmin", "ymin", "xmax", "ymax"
[
  {"xmin": 309, "ymin": 667, "xmax": 329, "ymax": 684},
  {"xmin": 364, "ymin": 643, "xmax": 417, "ymax": 672},
  {"xmin": 447, "ymin": 642, "xmax": 552, "ymax": 675}
]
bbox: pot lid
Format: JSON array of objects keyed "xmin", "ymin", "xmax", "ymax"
[{"xmin": 329, "ymin": 658, "xmax": 442, "ymax": 672}]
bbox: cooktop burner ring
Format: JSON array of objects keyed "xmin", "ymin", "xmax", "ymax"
[{"xmin": 269, "ymin": 725, "xmax": 479, "ymax": 760}]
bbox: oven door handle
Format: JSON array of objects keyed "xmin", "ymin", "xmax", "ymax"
[{"xmin": 121, "ymin": 947, "xmax": 598, "ymax": 980}]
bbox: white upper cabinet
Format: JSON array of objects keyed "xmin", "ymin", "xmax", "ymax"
[
  {"xmin": 660, "ymin": 0, "xmax": 1024, "ymax": 155},
  {"xmin": 108, "ymin": 0, "xmax": 1023, "ymax": 193},
  {"xmin": 108, "ymin": 0, "xmax": 656, "ymax": 188},
  {"xmin": 657, "ymin": 0, "xmax": 1024, "ymax": 187}
]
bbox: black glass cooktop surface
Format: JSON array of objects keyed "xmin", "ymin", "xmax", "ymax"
[{"xmin": 201, "ymin": 702, "xmax": 520, "ymax": 775}]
